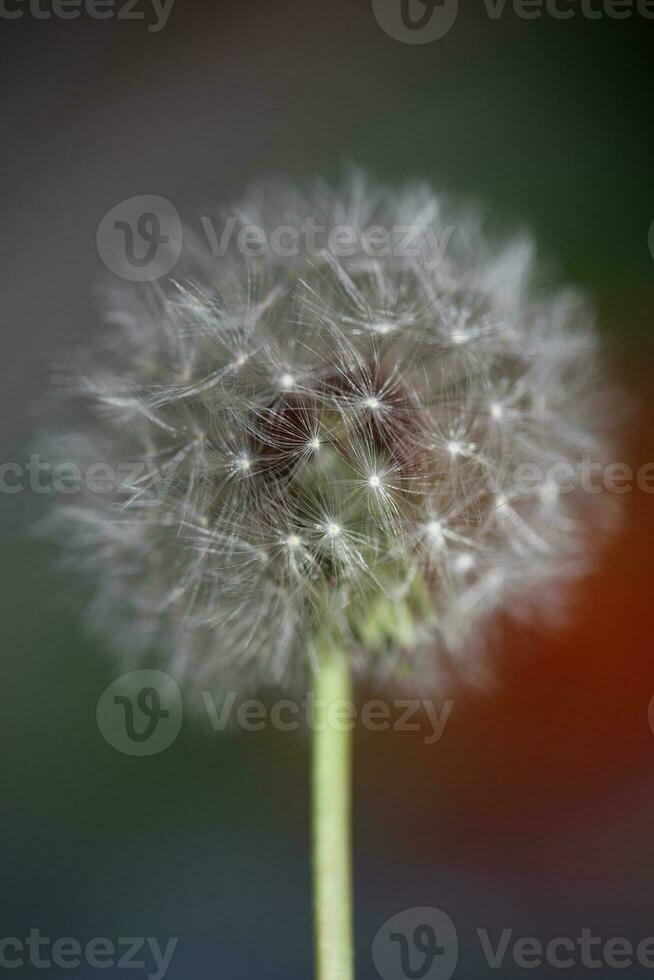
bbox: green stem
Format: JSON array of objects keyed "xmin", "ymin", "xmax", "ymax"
[{"xmin": 312, "ymin": 647, "xmax": 354, "ymax": 980}]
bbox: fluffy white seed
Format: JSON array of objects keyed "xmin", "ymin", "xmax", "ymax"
[{"xmin": 42, "ymin": 171, "xmax": 617, "ymax": 696}]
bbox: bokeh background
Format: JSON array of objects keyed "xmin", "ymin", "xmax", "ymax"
[{"xmin": 1, "ymin": 2, "xmax": 653, "ymax": 977}]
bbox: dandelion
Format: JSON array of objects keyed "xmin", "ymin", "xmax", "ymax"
[{"xmin": 44, "ymin": 172, "xmax": 617, "ymax": 980}]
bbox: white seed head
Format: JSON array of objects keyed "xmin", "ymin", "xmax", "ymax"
[{"xmin": 43, "ymin": 171, "xmax": 618, "ymax": 696}]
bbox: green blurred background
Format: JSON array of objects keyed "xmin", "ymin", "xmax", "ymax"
[{"xmin": 1, "ymin": 2, "xmax": 653, "ymax": 977}]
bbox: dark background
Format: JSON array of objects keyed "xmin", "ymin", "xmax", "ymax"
[{"xmin": 1, "ymin": 2, "xmax": 654, "ymax": 977}]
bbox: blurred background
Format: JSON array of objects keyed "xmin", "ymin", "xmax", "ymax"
[{"xmin": 1, "ymin": 1, "xmax": 653, "ymax": 977}]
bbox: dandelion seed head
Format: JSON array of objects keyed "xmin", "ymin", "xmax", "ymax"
[{"xmin": 42, "ymin": 171, "xmax": 618, "ymax": 696}]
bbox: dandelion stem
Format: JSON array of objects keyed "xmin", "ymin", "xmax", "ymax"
[{"xmin": 312, "ymin": 647, "xmax": 354, "ymax": 980}]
